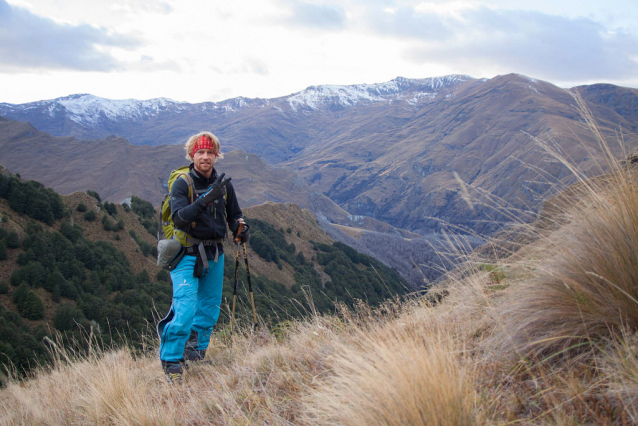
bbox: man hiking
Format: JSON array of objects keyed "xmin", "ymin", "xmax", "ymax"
[{"xmin": 157, "ymin": 131, "xmax": 249, "ymax": 383}]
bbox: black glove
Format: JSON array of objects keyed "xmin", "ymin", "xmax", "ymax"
[
  {"xmin": 234, "ymin": 222, "xmax": 250, "ymax": 243},
  {"xmin": 198, "ymin": 173, "xmax": 231, "ymax": 206}
]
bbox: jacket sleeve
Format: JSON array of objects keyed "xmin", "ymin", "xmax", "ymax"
[
  {"xmin": 170, "ymin": 177, "xmax": 207, "ymax": 230},
  {"xmin": 225, "ymin": 181, "xmax": 243, "ymax": 234}
]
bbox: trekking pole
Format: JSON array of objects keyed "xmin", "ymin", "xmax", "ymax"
[
  {"xmin": 242, "ymin": 241, "xmax": 258, "ymax": 328},
  {"xmin": 230, "ymin": 222, "xmax": 244, "ymax": 336}
]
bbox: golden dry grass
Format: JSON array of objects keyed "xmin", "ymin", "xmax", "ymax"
[
  {"xmin": 1, "ymin": 215, "xmax": 637, "ymax": 425},
  {"xmin": 0, "ymin": 289, "xmax": 489, "ymax": 425}
]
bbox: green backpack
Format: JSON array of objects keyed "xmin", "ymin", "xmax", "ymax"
[
  {"xmin": 159, "ymin": 166, "xmax": 228, "ymax": 246},
  {"xmin": 160, "ymin": 166, "xmax": 195, "ymax": 246}
]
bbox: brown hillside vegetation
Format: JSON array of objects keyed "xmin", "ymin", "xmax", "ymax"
[
  {"xmin": 2, "ymin": 147, "xmax": 638, "ymax": 424},
  {"xmin": 0, "ymin": 188, "xmax": 161, "ymax": 327},
  {"xmin": 241, "ymin": 202, "xmax": 333, "ymax": 287}
]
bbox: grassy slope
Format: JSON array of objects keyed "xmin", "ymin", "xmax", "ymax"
[{"xmin": 3, "ymin": 158, "xmax": 638, "ymax": 424}]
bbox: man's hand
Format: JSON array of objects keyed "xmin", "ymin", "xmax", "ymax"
[
  {"xmin": 199, "ymin": 173, "xmax": 231, "ymax": 205},
  {"xmin": 234, "ymin": 219, "xmax": 250, "ymax": 243}
]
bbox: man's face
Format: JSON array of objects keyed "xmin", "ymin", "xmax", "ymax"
[{"xmin": 193, "ymin": 149, "xmax": 216, "ymax": 176}]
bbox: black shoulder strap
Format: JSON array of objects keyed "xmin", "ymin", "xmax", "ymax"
[{"xmin": 180, "ymin": 173, "xmax": 194, "ymax": 204}]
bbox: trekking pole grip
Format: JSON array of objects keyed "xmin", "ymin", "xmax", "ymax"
[{"xmin": 234, "ymin": 222, "xmax": 245, "ymax": 243}]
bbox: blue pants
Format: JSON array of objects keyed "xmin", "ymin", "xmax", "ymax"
[{"xmin": 157, "ymin": 254, "xmax": 225, "ymax": 362}]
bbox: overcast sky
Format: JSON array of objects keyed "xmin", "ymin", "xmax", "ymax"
[{"xmin": 1, "ymin": 0, "xmax": 637, "ymax": 104}]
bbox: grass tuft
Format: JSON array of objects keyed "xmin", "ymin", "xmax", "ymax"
[{"xmin": 494, "ymin": 167, "xmax": 638, "ymax": 362}]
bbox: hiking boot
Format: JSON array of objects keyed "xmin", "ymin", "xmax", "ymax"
[
  {"xmin": 184, "ymin": 329, "xmax": 207, "ymax": 364},
  {"xmin": 184, "ymin": 347, "xmax": 207, "ymax": 362},
  {"xmin": 161, "ymin": 360, "xmax": 184, "ymax": 384}
]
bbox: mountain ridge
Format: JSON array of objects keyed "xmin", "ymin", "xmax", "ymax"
[
  {"xmin": 0, "ymin": 75, "xmax": 479, "ymax": 148},
  {"xmin": 1, "ymin": 73, "xmax": 637, "ymax": 238}
]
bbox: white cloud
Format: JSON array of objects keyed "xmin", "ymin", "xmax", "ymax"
[
  {"xmin": 0, "ymin": 0, "xmax": 141, "ymax": 72},
  {"xmin": 414, "ymin": 1, "xmax": 480, "ymax": 18},
  {"xmin": 1, "ymin": 0, "xmax": 637, "ymax": 104},
  {"xmin": 274, "ymin": 0, "xmax": 348, "ymax": 30},
  {"xmin": 401, "ymin": 7, "xmax": 638, "ymax": 82}
]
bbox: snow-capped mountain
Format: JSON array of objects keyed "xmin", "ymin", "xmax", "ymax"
[
  {"xmin": 286, "ymin": 75, "xmax": 472, "ymax": 111},
  {"xmin": 0, "ymin": 75, "xmax": 476, "ymax": 145},
  {"xmin": 49, "ymin": 94, "xmax": 189, "ymax": 125},
  {"xmin": 0, "ymin": 93, "xmax": 274, "ymax": 126}
]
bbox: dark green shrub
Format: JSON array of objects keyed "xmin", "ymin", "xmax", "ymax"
[
  {"xmin": 11, "ymin": 262, "xmax": 47, "ymax": 287},
  {"xmin": 12, "ymin": 283, "xmax": 44, "ymax": 320},
  {"xmin": 20, "ymin": 290, "xmax": 44, "ymax": 320},
  {"xmin": 3, "ymin": 178, "xmax": 64, "ymax": 225},
  {"xmin": 83, "ymin": 211, "xmax": 96, "ymax": 222},
  {"xmin": 45, "ymin": 270, "xmax": 66, "ymax": 293},
  {"xmin": 140, "ymin": 218, "xmax": 158, "ymax": 236},
  {"xmin": 76, "ymin": 203, "xmax": 87, "ymax": 212},
  {"xmin": 52, "ymin": 284, "xmax": 60, "ymax": 302},
  {"xmin": 6, "ymin": 232, "xmax": 20, "ymax": 248},
  {"xmin": 103, "ymin": 218, "xmax": 113, "ymax": 231},
  {"xmin": 156, "ymin": 269, "xmax": 170, "ymax": 283},
  {"xmin": 54, "ymin": 303, "xmax": 83, "ymax": 331},
  {"xmin": 104, "ymin": 202, "xmax": 117, "ymax": 217},
  {"xmin": 12, "ymin": 282, "xmax": 29, "ymax": 304},
  {"xmin": 0, "ymin": 240, "xmax": 6, "ymax": 261},
  {"xmin": 59, "ymin": 221, "xmax": 83, "ymax": 242},
  {"xmin": 86, "ymin": 190, "xmax": 101, "ymax": 202},
  {"xmin": 137, "ymin": 240, "xmax": 156, "ymax": 257},
  {"xmin": 137, "ymin": 269, "xmax": 150, "ymax": 283},
  {"xmin": 131, "ymin": 196, "xmax": 155, "ymax": 219},
  {"xmin": 0, "ymin": 280, "xmax": 8, "ymax": 294},
  {"xmin": 251, "ymin": 231, "xmax": 280, "ymax": 263}
]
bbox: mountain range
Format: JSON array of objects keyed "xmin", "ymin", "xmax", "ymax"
[
  {"xmin": 0, "ymin": 75, "xmax": 475, "ymax": 157},
  {"xmin": 1, "ymin": 74, "xmax": 637, "ymax": 237}
]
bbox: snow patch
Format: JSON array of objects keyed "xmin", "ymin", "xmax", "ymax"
[
  {"xmin": 287, "ymin": 75, "xmax": 471, "ymax": 111},
  {"xmin": 56, "ymin": 94, "xmax": 187, "ymax": 125}
]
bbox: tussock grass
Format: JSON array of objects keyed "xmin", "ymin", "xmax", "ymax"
[
  {"xmin": 495, "ymin": 169, "xmax": 638, "ymax": 361},
  {"xmin": 301, "ymin": 309, "xmax": 480, "ymax": 425}
]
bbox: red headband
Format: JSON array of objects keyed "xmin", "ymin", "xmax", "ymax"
[{"xmin": 191, "ymin": 135, "xmax": 214, "ymax": 159}]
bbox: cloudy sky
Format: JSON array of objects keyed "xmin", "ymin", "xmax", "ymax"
[{"xmin": 1, "ymin": 0, "xmax": 637, "ymax": 104}]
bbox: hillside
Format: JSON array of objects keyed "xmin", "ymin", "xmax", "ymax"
[
  {"xmin": 0, "ymin": 170, "xmax": 409, "ymax": 381},
  {"xmin": 0, "ymin": 116, "xmax": 349, "ymax": 223},
  {"xmin": 2, "ymin": 142, "xmax": 637, "ymax": 424},
  {"xmin": 285, "ymin": 74, "xmax": 638, "ymax": 234}
]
